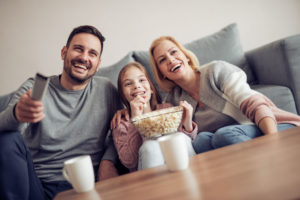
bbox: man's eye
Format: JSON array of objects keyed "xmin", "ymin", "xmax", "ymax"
[
  {"xmin": 90, "ymin": 51, "xmax": 98, "ymax": 57},
  {"xmin": 74, "ymin": 47, "xmax": 83, "ymax": 52}
]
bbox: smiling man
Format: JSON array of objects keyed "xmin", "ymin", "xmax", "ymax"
[{"xmin": 0, "ymin": 25, "xmax": 122, "ymax": 200}]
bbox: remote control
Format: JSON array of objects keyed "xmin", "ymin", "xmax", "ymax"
[{"xmin": 31, "ymin": 73, "xmax": 49, "ymax": 101}]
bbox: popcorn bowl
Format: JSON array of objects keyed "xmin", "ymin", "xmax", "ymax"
[{"xmin": 131, "ymin": 106, "xmax": 183, "ymax": 139}]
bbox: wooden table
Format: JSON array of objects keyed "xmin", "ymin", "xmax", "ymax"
[{"xmin": 55, "ymin": 127, "xmax": 300, "ymax": 200}]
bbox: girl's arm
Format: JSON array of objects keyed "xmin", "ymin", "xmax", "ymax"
[
  {"xmin": 178, "ymin": 122, "xmax": 198, "ymax": 140},
  {"xmin": 178, "ymin": 101, "xmax": 198, "ymax": 140},
  {"xmin": 180, "ymin": 101, "xmax": 193, "ymax": 132},
  {"xmin": 112, "ymin": 120, "xmax": 143, "ymax": 170}
]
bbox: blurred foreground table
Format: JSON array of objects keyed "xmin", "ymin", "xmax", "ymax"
[{"xmin": 55, "ymin": 127, "xmax": 300, "ymax": 200}]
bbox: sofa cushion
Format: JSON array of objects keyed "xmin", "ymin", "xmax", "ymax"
[
  {"xmin": 133, "ymin": 23, "xmax": 255, "ymax": 100},
  {"xmin": 246, "ymin": 34, "xmax": 300, "ymax": 114},
  {"xmin": 251, "ymin": 84, "xmax": 297, "ymax": 114},
  {"xmin": 185, "ymin": 23, "xmax": 255, "ymax": 83},
  {"xmin": 96, "ymin": 52, "xmax": 135, "ymax": 87}
]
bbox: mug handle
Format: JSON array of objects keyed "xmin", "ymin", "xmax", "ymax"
[{"xmin": 62, "ymin": 167, "xmax": 71, "ymax": 182}]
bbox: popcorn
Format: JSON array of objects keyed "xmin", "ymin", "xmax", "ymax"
[{"xmin": 131, "ymin": 106, "xmax": 183, "ymax": 139}]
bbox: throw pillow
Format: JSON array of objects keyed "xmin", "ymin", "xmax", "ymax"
[
  {"xmin": 96, "ymin": 52, "xmax": 135, "ymax": 87},
  {"xmin": 185, "ymin": 23, "xmax": 255, "ymax": 83}
]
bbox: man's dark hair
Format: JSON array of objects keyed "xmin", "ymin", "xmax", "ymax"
[{"xmin": 66, "ymin": 25, "xmax": 105, "ymax": 56}]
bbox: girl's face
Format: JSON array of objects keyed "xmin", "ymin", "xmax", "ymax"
[
  {"xmin": 121, "ymin": 66, "xmax": 153, "ymax": 103},
  {"xmin": 153, "ymin": 40, "xmax": 190, "ymax": 81}
]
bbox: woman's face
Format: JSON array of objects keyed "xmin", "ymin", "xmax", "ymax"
[
  {"xmin": 153, "ymin": 40, "xmax": 190, "ymax": 81},
  {"xmin": 121, "ymin": 66, "xmax": 152, "ymax": 103}
]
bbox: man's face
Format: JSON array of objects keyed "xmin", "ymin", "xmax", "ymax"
[{"xmin": 61, "ymin": 33, "xmax": 101, "ymax": 84}]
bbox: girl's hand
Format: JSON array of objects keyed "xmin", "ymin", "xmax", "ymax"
[
  {"xmin": 110, "ymin": 109, "xmax": 129, "ymax": 130},
  {"xmin": 179, "ymin": 101, "xmax": 193, "ymax": 132},
  {"xmin": 130, "ymin": 95, "xmax": 147, "ymax": 118}
]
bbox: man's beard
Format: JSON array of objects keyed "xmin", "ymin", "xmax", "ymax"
[{"xmin": 63, "ymin": 59, "xmax": 96, "ymax": 84}]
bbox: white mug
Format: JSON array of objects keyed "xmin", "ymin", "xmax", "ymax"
[
  {"xmin": 158, "ymin": 132, "xmax": 189, "ymax": 171},
  {"xmin": 62, "ymin": 155, "xmax": 95, "ymax": 193}
]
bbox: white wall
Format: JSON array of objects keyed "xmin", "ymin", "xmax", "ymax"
[{"xmin": 0, "ymin": 0, "xmax": 300, "ymax": 95}]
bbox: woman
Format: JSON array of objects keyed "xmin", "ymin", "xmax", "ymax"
[{"xmin": 149, "ymin": 36, "xmax": 300, "ymax": 153}]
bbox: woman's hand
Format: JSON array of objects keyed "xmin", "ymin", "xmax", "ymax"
[
  {"xmin": 130, "ymin": 95, "xmax": 146, "ymax": 118},
  {"xmin": 258, "ymin": 117, "xmax": 278, "ymax": 135},
  {"xmin": 110, "ymin": 109, "xmax": 129, "ymax": 130},
  {"xmin": 179, "ymin": 100, "xmax": 193, "ymax": 132}
]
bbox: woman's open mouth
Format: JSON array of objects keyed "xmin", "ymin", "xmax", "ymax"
[{"xmin": 171, "ymin": 64, "xmax": 181, "ymax": 72}]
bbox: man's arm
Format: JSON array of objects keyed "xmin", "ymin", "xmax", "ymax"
[
  {"xmin": 98, "ymin": 160, "xmax": 119, "ymax": 181},
  {"xmin": 0, "ymin": 79, "xmax": 37, "ymax": 132}
]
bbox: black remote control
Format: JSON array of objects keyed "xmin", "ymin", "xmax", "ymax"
[{"xmin": 31, "ymin": 73, "xmax": 49, "ymax": 101}]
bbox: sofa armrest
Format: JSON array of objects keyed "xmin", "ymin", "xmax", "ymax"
[
  {"xmin": 0, "ymin": 92, "xmax": 15, "ymax": 112},
  {"xmin": 245, "ymin": 34, "xmax": 300, "ymax": 114}
]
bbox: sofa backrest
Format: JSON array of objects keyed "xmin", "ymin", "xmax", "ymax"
[
  {"xmin": 97, "ymin": 23, "xmax": 254, "ymax": 100},
  {"xmin": 0, "ymin": 92, "xmax": 14, "ymax": 112}
]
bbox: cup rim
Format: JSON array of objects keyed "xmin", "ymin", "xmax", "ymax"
[
  {"xmin": 64, "ymin": 155, "xmax": 90, "ymax": 165},
  {"xmin": 157, "ymin": 132, "xmax": 183, "ymax": 142}
]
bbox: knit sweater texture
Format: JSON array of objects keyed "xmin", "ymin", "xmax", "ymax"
[{"xmin": 166, "ymin": 61, "xmax": 300, "ymax": 131}]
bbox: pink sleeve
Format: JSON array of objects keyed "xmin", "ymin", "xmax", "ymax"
[
  {"xmin": 178, "ymin": 121, "xmax": 198, "ymax": 140},
  {"xmin": 240, "ymin": 93, "xmax": 276, "ymax": 125},
  {"xmin": 112, "ymin": 120, "xmax": 143, "ymax": 171}
]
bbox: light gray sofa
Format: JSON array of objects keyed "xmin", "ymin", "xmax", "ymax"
[
  {"xmin": 1, "ymin": 23, "xmax": 300, "ymax": 116},
  {"xmin": 96, "ymin": 23, "xmax": 300, "ymax": 115}
]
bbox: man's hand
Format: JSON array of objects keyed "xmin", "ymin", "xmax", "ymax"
[
  {"xmin": 98, "ymin": 160, "xmax": 119, "ymax": 181},
  {"xmin": 110, "ymin": 109, "xmax": 129, "ymax": 130},
  {"xmin": 15, "ymin": 89, "xmax": 45, "ymax": 123}
]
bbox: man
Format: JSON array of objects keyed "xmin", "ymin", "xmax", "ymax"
[{"xmin": 0, "ymin": 25, "xmax": 121, "ymax": 200}]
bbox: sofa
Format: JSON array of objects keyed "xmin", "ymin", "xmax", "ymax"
[{"xmin": 1, "ymin": 23, "xmax": 300, "ymax": 116}]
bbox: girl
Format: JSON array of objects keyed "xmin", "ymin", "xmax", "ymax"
[{"xmin": 112, "ymin": 62, "xmax": 197, "ymax": 172}]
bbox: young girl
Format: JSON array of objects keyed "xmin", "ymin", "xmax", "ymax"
[{"xmin": 112, "ymin": 62, "xmax": 198, "ymax": 172}]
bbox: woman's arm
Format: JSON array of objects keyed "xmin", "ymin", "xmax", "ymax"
[
  {"xmin": 258, "ymin": 116, "xmax": 278, "ymax": 135},
  {"xmin": 215, "ymin": 62, "xmax": 278, "ymax": 133}
]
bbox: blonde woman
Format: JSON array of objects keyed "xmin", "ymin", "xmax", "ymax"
[{"xmin": 149, "ymin": 36, "xmax": 300, "ymax": 153}]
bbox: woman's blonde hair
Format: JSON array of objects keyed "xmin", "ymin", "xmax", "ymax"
[
  {"xmin": 149, "ymin": 36, "xmax": 199, "ymax": 92},
  {"xmin": 117, "ymin": 62, "xmax": 162, "ymax": 115}
]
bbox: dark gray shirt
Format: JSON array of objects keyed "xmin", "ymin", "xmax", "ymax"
[{"xmin": 0, "ymin": 75, "xmax": 122, "ymax": 182}]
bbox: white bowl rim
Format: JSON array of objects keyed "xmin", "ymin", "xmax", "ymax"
[{"xmin": 131, "ymin": 106, "xmax": 183, "ymax": 122}]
